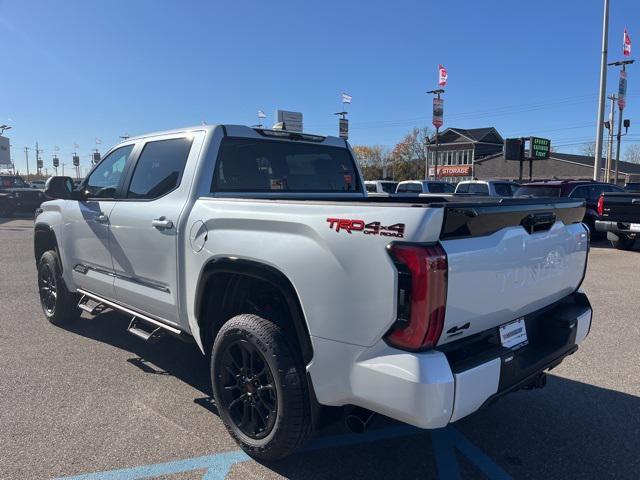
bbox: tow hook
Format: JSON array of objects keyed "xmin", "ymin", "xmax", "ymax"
[
  {"xmin": 524, "ymin": 373, "xmax": 547, "ymax": 390},
  {"xmin": 344, "ymin": 406, "xmax": 376, "ymax": 434}
]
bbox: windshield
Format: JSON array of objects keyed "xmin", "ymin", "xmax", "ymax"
[
  {"xmin": 0, "ymin": 176, "xmax": 28, "ymax": 188},
  {"xmin": 514, "ymin": 186, "xmax": 561, "ymax": 198}
]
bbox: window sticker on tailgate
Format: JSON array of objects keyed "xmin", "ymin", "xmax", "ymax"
[{"xmin": 326, "ymin": 218, "xmax": 405, "ymax": 238}]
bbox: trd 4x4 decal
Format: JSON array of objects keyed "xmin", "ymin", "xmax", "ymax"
[{"xmin": 326, "ymin": 218, "xmax": 405, "ymax": 238}]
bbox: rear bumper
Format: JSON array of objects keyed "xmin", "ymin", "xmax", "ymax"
[
  {"xmin": 595, "ymin": 220, "xmax": 639, "ymax": 236},
  {"xmin": 308, "ymin": 291, "xmax": 592, "ymax": 429}
]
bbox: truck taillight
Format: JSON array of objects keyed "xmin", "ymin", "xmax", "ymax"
[
  {"xmin": 386, "ymin": 244, "xmax": 448, "ymax": 351},
  {"xmin": 597, "ymin": 195, "xmax": 604, "ymax": 216}
]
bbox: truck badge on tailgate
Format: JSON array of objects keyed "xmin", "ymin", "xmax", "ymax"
[{"xmin": 326, "ymin": 218, "xmax": 405, "ymax": 238}]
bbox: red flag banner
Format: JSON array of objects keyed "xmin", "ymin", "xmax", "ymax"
[
  {"xmin": 624, "ymin": 28, "xmax": 632, "ymax": 57},
  {"xmin": 438, "ymin": 64, "xmax": 448, "ymax": 87}
]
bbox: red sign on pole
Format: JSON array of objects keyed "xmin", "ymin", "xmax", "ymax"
[{"xmin": 432, "ymin": 97, "xmax": 444, "ymax": 129}]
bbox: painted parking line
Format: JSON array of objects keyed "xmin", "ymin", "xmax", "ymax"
[{"xmin": 54, "ymin": 425, "xmax": 512, "ymax": 480}]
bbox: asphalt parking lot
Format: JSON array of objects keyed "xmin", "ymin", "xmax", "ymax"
[{"xmin": 1, "ymin": 215, "xmax": 639, "ymax": 480}]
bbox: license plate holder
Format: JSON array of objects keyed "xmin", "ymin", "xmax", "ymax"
[{"xmin": 499, "ymin": 317, "xmax": 528, "ymax": 350}]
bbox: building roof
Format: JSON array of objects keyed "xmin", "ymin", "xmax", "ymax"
[
  {"xmin": 549, "ymin": 152, "xmax": 640, "ymax": 175},
  {"xmin": 476, "ymin": 150, "xmax": 640, "ymax": 176},
  {"xmin": 433, "ymin": 127, "xmax": 504, "ymax": 144}
]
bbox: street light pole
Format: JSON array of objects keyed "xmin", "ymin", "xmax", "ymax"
[
  {"xmin": 605, "ymin": 94, "xmax": 616, "ymax": 183},
  {"xmin": 593, "ymin": 0, "xmax": 610, "ymax": 181},
  {"xmin": 24, "ymin": 147, "xmax": 30, "ymax": 181}
]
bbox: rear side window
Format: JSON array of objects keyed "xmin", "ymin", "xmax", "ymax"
[
  {"xmin": 494, "ymin": 183, "xmax": 514, "ymax": 197},
  {"xmin": 398, "ymin": 183, "xmax": 421, "ymax": 193},
  {"xmin": 127, "ymin": 138, "xmax": 193, "ymax": 199},
  {"xmin": 380, "ymin": 182, "xmax": 397, "ymax": 193},
  {"xmin": 468, "ymin": 183, "xmax": 489, "ymax": 195},
  {"xmin": 212, "ymin": 137, "xmax": 360, "ymax": 193},
  {"xmin": 569, "ymin": 185, "xmax": 590, "ymax": 199},
  {"xmin": 365, "ymin": 183, "xmax": 376, "ymax": 192}
]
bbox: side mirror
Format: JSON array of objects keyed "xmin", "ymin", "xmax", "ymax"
[{"xmin": 44, "ymin": 176, "xmax": 74, "ymax": 199}]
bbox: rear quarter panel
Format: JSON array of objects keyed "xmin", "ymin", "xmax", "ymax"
[{"xmin": 183, "ymin": 199, "xmax": 445, "ymax": 348}]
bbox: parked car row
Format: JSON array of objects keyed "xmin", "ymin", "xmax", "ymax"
[{"xmin": 365, "ymin": 176, "xmax": 636, "ymax": 250}]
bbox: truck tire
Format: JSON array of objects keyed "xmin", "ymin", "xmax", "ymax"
[
  {"xmin": 610, "ymin": 233, "xmax": 636, "ymax": 251},
  {"xmin": 0, "ymin": 202, "xmax": 12, "ymax": 218},
  {"xmin": 37, "ymin": 250, "xmax": 81, "ymax": 325},
  {"xmin": 211, "ymin": 314, "xmax": 312, "ymax": 460}
]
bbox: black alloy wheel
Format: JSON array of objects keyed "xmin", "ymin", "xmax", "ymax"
[
  {"xmin": 218, "ymin": 338, "xmax": 278, "ymax": 439},
  {"xmin": 38, "ymin": 261, "xmax": 57, "ymax": 315}
]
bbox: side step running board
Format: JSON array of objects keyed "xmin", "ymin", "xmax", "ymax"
[
  {"xmin": 76, "ymin": 289, "xmax": 182, "ymax": 341},
  {"xmin": 77, "ymin": 294, "xmax": 108, "ymax": 315},
  {"xmin": 127, "ymin": 317, "xmax": 165, "ymax": 344}
]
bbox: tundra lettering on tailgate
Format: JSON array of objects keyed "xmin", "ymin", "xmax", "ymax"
[{"xmin": 326, "ymin": 218, "xmax": 405, "ymax": 238}]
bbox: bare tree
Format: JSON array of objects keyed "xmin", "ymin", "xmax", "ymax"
[
  {"xmin": 624, "ymin": 144, "xmax": 640, "ymax": 164},
  {"xmin": 581, "ymin": 142, "xmax": 596, "ymax": 157}
]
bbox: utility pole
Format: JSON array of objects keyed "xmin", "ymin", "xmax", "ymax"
[
  {"xmin": 593, "ymin": 0, "xmax": 610, "ymax": 180},
  {"xmin": 427, "ymin": 89, "xmax": 445, "ymax": 180},
  {"xmin": 24, "ymin": 147, "xmax": 30, "ymax": 181},
  {"xmin": 35, "ymin": 141, "xmax": 41, "ymax": 177},
  {"xmin": 604, "ymin": 94, "xmax": 616, "ymax": 183},
  {"xmin": 609, "ymin": 59, "xmax": 634, "ymax": 184}
]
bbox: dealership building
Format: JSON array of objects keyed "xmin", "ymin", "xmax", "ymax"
[{"xmin": 427, "ymin": 127, "xmax": 640, "ymax": 183}]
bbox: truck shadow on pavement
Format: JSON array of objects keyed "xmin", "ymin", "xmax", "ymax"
[{"xmin": 60, "ymin": 311, "xmax": 640, "ymax": 480}]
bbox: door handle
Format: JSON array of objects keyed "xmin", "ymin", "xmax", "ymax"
[
  {"xmin": 152, "ymin": 218, "xmax": 174, "ymax": 230},
  {"xmin": 97, "ymin": 214, "xmax": 109, "ymax": 224}
]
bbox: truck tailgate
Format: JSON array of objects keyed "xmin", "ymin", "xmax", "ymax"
[
  {"xmin": 438, "ymin": 200, "xmax": 588, "ymax": 346},
  {"xmin": 601, "ymin": 192, "xmax": 640, "ymax": 223}
]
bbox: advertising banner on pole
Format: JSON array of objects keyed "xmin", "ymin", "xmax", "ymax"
[
  {"xmin": 618, "ymin": 70, "xmax": 628, "ymax": 110},
  {"xmin": 0, "ymin": 136, "xmax": 11, "ymax": 167},
  {"xmin": 432, "ymin": 98, "xmax": 444, "ymax": 129},
  {"xmin": 339, "ymin": 118, "xmax": 349, "ymax": 139}
]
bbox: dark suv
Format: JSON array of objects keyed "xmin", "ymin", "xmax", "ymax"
[
  {"xmin": 514, "ymin": 180, "xmax": 625, "ymax": 237},
  {"xmin": 0, "ymin": 175, "xmax": 45, "ymax": 217}
]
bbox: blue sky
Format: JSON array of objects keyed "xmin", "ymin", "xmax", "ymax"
[{"xmin": 0, "ymin": 0, "xmax": 639, "ymax": 175}]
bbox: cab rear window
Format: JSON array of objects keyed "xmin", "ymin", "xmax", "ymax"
[
  {"xmin": 212, "ymin": 137, "xmax": 361, "ymax": 193},
  {"xmin": 515, "ymin": 186, "xmax": 561, "ymax": 197}
]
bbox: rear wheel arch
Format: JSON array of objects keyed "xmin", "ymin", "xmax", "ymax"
[{"xmin": 195, "ymin": 258, "xmax": 314, "ymax": 366}]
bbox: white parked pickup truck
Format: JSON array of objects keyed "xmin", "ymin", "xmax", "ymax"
[{"xmin": 34, "ymin": 125, "xmax": 592, "ymax": 460}]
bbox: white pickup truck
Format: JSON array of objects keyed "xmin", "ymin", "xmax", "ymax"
[{"xmin": 35, "ymin": 125, "xmax": 592, "ymax": 460}]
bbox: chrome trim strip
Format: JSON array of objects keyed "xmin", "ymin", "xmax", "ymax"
[{"xmin": 76, "ymin": 288, "xmax": 182, "ymax": 335}]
